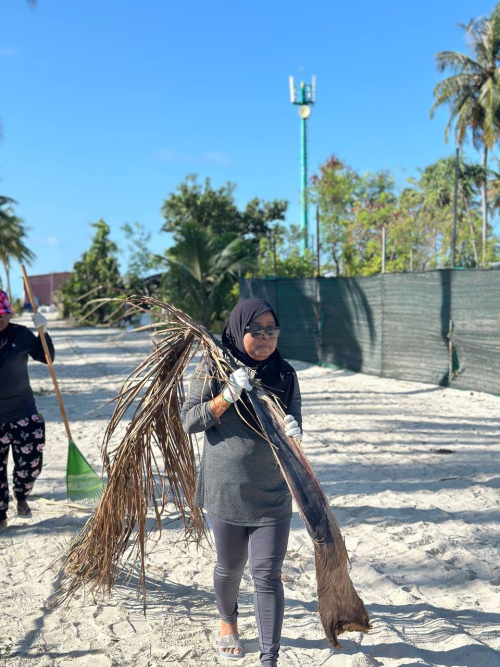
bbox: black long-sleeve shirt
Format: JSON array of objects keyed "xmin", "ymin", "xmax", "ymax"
[{"xmin": 0, "ymin": 323, "xmax": 55, "ymax": 423}]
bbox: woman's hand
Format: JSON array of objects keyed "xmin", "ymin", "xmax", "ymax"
[
  {"xmin": 210, "ymin": 369, "xmax": 252, "ymax": 419},
  {"xmin": 32, "ymin": 312, "xmax": 48, "ymax": 333},
  {"xmin": 283, "ymin": 414, "xmax": 302, "ymax": 442},
  {"xmin": 222, "ymin": 368, "xmax": 252, "ymax": 404}
]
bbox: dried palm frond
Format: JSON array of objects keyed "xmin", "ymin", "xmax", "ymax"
[
  {"xmin": 53, "ymin": 296, "xmax": 369, "ymax": 647},
  {"xmin": 52, "ymin": 299, "xmax": 221, "ymax": 607}
]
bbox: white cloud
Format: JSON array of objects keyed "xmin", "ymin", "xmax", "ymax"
[
  {"xmin": 46, "ymin": 236, "xmax": 59, "ymax": 247},
  {"xmin": 152, "ymin": 149, "xmax": 233, "ymax": 166},
  {"xmin": 203, "ymin": 151, "xmax": 233, "ymax": 166},
  {"xmin": 0, "ymin": 48, "xmax": 20, "ymax": 58},
  {"xmin": 153, "ymin": 149, "xmax": 192, "ymax": 164}
]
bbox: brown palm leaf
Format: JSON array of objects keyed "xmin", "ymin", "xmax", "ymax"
[{"xmin": 52, "ymin": 296, "xmax": 370, "ymax": 648}]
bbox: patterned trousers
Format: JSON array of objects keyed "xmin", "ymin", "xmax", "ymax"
[{"xmin": 0, "ymin": 414, "xmax": 45, "ymax": 520}]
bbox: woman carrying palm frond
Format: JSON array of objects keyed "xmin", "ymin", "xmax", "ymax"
[
  {"xmin": 181, "ymin": 298, "xmax": 302, "ymax": 666},
  {"xmin": 55, "ymin": 295, "xmax": 369, "ymax": 652}
]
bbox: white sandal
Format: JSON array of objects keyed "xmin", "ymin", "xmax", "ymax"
[{"xmin": 217, "ymin": 633, "xmax": 244, "ymax": 660}]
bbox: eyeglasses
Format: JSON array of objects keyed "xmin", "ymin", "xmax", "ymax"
[{"xmin": 245, "ymin": 325, "xmax": 281, "ymax": 339}]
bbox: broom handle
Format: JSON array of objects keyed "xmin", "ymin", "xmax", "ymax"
[{"xmin": 21, "ymin": 265, "xmax": 74, "ymax": 442}]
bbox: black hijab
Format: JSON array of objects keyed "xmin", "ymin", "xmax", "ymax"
[{"xmin": 222, "ymin": 298, "xmax": 295, "ymax": 415}]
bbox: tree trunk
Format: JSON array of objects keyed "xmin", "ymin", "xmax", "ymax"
[
  {"xmin": 462, "ymin": 193, "xmax": 479, "ymax": 266},
  {"xmin": 482, "ymin": 145, "xmax": 488, "ymax": 267},
  {"xmin": 332, "ymin": 248, "xmax": 340, "ymax": 276},
  {"xmin": 2, "ymin": 260, "xmax": 11, "ymax": 298}
]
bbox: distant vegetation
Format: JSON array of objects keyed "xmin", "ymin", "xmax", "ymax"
[
  {"xmin": 60, "ymin": 220, "xmax": 123, "ymax": 325},
  {"xmin": 311, "ymin": 153, "xmax": 496, "ymax": 276},
  {"xmin": 0, "ymin": 196, "xmax": 34, "ymax": 297}
]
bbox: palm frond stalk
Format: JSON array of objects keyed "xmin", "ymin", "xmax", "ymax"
[
  {"xmin": 247, "ymin": 390, "xmax": 370, "ymax": 646},
  {"xmin": 53, "ymin": 296, "xmax": 370, "ymax": 648}
]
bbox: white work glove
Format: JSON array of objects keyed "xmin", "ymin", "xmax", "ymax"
[
  {"xmin": 222, "ymin": 368, "xmax": 252, "ymax": 403},
  {"xmin": 32, "ymin": 312, "xmax": 48, "ymax": 333},
  {"xmin": 284, "ymin": 414, "xmax": 302, "ymax": 442}
]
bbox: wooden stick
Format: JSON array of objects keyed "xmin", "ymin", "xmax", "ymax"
[{"xmin": 21, "ymin": 265, "xmax": 73, "ymax": 442}]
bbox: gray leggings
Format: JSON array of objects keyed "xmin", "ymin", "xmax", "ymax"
[{"xmin": 209, "ymin": 515, "xmax": 291, "ymax": 667}]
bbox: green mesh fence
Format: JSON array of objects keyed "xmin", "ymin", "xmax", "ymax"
[
  {"xmin": 380, "ymin": 271, "xmax": 451, "ymax": 386},
  {"xmin": 240, "ymin": 269, "xmax": 500, "ymax": 395},
  {"xmin": 450, "ymin": 270, "xmax": 500, "ymax": 394},
  {"xmin": 320, "ymin": 276, "xmax": 381, "ymax": 375}
]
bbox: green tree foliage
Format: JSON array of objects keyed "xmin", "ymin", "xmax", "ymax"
[
  {"xmin": 310, "ymin": 154, "xmax": 497, "ymax": 276},
  {"xmin": 61, "ymin": 220, "xmax": 123, "ymax": 324},
  {"xmin": 431, "ymin": 3, "xmax": 500, "ymax": 264},
  {"xmin": 254, "ymin": 224, "xmax": 317, "ymax": 278},
  {"xmin": 311, "ymin": 157, "xmax": 399, "ymax": 276},
  {"xmin": 121, "ymin": 222, "xmax": 161, "ymax": 294},
  {"xmin": 310, "ymin": 156, "xmax": 359, "ymax": 276},
  {"xmin": 351, "ymin": 172, "xmax": 398, "ymax": 276},
  {"xmin": 159, "ymin": 175, "xmax": 287, "ymax": 326},
  {"xmin": 412, "ymin": 157, "xmax": 493, "ymax": 268},
  {"xmin": 161, "ymin": 175, "xmax": 287, "ymax": 247},
  {"xmin": 160, "ymin": 222, "xmax": 253, "ymax": 328},
  {"xmin": 0, "ymin": 196, "xmax": 35, "ymax": 297}
]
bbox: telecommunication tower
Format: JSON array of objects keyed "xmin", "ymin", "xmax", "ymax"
[{"xmin": 289, "ymin": 75, "xmax": 316, "ymax": 252}]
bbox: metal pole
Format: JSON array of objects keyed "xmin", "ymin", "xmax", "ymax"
[
  {"xmin": 315, "ymin": 206, "xmax": 321, "ymax": 344},
  {"xmin": 316, "ymin": 206, "xmax": 320, "ymax": 277},
  {"xmin": 382, "ymin": 227, "xmax": 386, "ymax": 273},
  {"xmin": 482, "ymin": 146, "xmax": 488, "ymax": 268},
  {"xmin": 451, "ymin": 147, "xmax": 459, "ymax": 268},
  {"xmin": 290, "ymin": 77, "xmax": 314, "ymax": 255},
  {"xmin": 301, "ymin": 114, "xmax": 308, "ymax": 252},
  {"xmin": 273, "ymin": 231, "xmax": 278, "ymax": 279}
]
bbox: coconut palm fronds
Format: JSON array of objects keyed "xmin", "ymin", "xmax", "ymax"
[
  {"xmin": 54, "ymin": 296, "xmax": 369, "ymax": 648},
  {"xmin": 53, "ymin": 298, "xmax": 230, "ymax": 607}
]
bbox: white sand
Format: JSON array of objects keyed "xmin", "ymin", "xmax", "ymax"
[{"xmin": 1, "ymin": 315, "xmax": 500, "ymax": 666}]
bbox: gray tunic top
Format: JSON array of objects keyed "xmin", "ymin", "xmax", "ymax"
[{"xmin": 181, "ymin": 362, "xmax": 302, "ymax": 527}]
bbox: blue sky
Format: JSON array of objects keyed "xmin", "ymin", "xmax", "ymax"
[{"xmin": 0, "ymin": 0, "xmax": 496, "ymax": 297}]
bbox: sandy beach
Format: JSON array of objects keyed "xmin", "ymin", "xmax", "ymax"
[{"xmin": 1, "ymin": 314, "xmax": 499, "ymax": 667}]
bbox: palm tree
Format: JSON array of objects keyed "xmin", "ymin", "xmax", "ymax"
[
  {"xmin": 0, "ymin": 198, "xmax": 35, "ymax": 297},
  {"xmin": 457, "ymin": 161, "xmax": 487, "ymax": 265},
  {"xmin": 408, "ymin": 157, "xmax": 485, "ymax": 267},
  {"xmin": 431, "ymin": 5, "xmax": 500, "ymax": 266},
  {"xmin": 161, "ymin": 223, "xmax": 252, "ymax": 327}
]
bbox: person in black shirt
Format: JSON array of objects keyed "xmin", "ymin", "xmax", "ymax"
[{"xmin": 0, "ymin": 290, "xmax": 55, "ymax": 532}]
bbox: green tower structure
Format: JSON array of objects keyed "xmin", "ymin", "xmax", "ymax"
[{"xmin": 289, "ymin": 75, "xmax": 316, "ymax": 252}]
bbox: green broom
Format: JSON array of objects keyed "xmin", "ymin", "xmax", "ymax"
[{"xmin": 22, "ymin": 266, "xmax": 104, "ymax": 502}]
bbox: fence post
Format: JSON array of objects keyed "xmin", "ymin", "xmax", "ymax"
[
  {"xmin": 448, "ymin": 318, "xmax": 454, "ymax": 384},
  {"xmin": 316, "ymin": 206, "xmax": 322, "ymax": 362},
  {"xmin": 382, "ymin": 227, "xmax": 386, "ymax": 273},
  {"xmin": 380, "ymin": 274, "xmax": 385, "ymax": 377},
  {"xmin": 316, "ymin": 206, "xmax": 321, "ymax": 278},
  {"xmin": 274, "ymin": 278, "xmax": 280, "ymax": 321},
  {"xmin": 273, "ymin": 233, "xmax": 278, "ymax": 279},
  {"xmin": 451, "ymin": 147, "xmax": 459, "ymax": 268}
]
